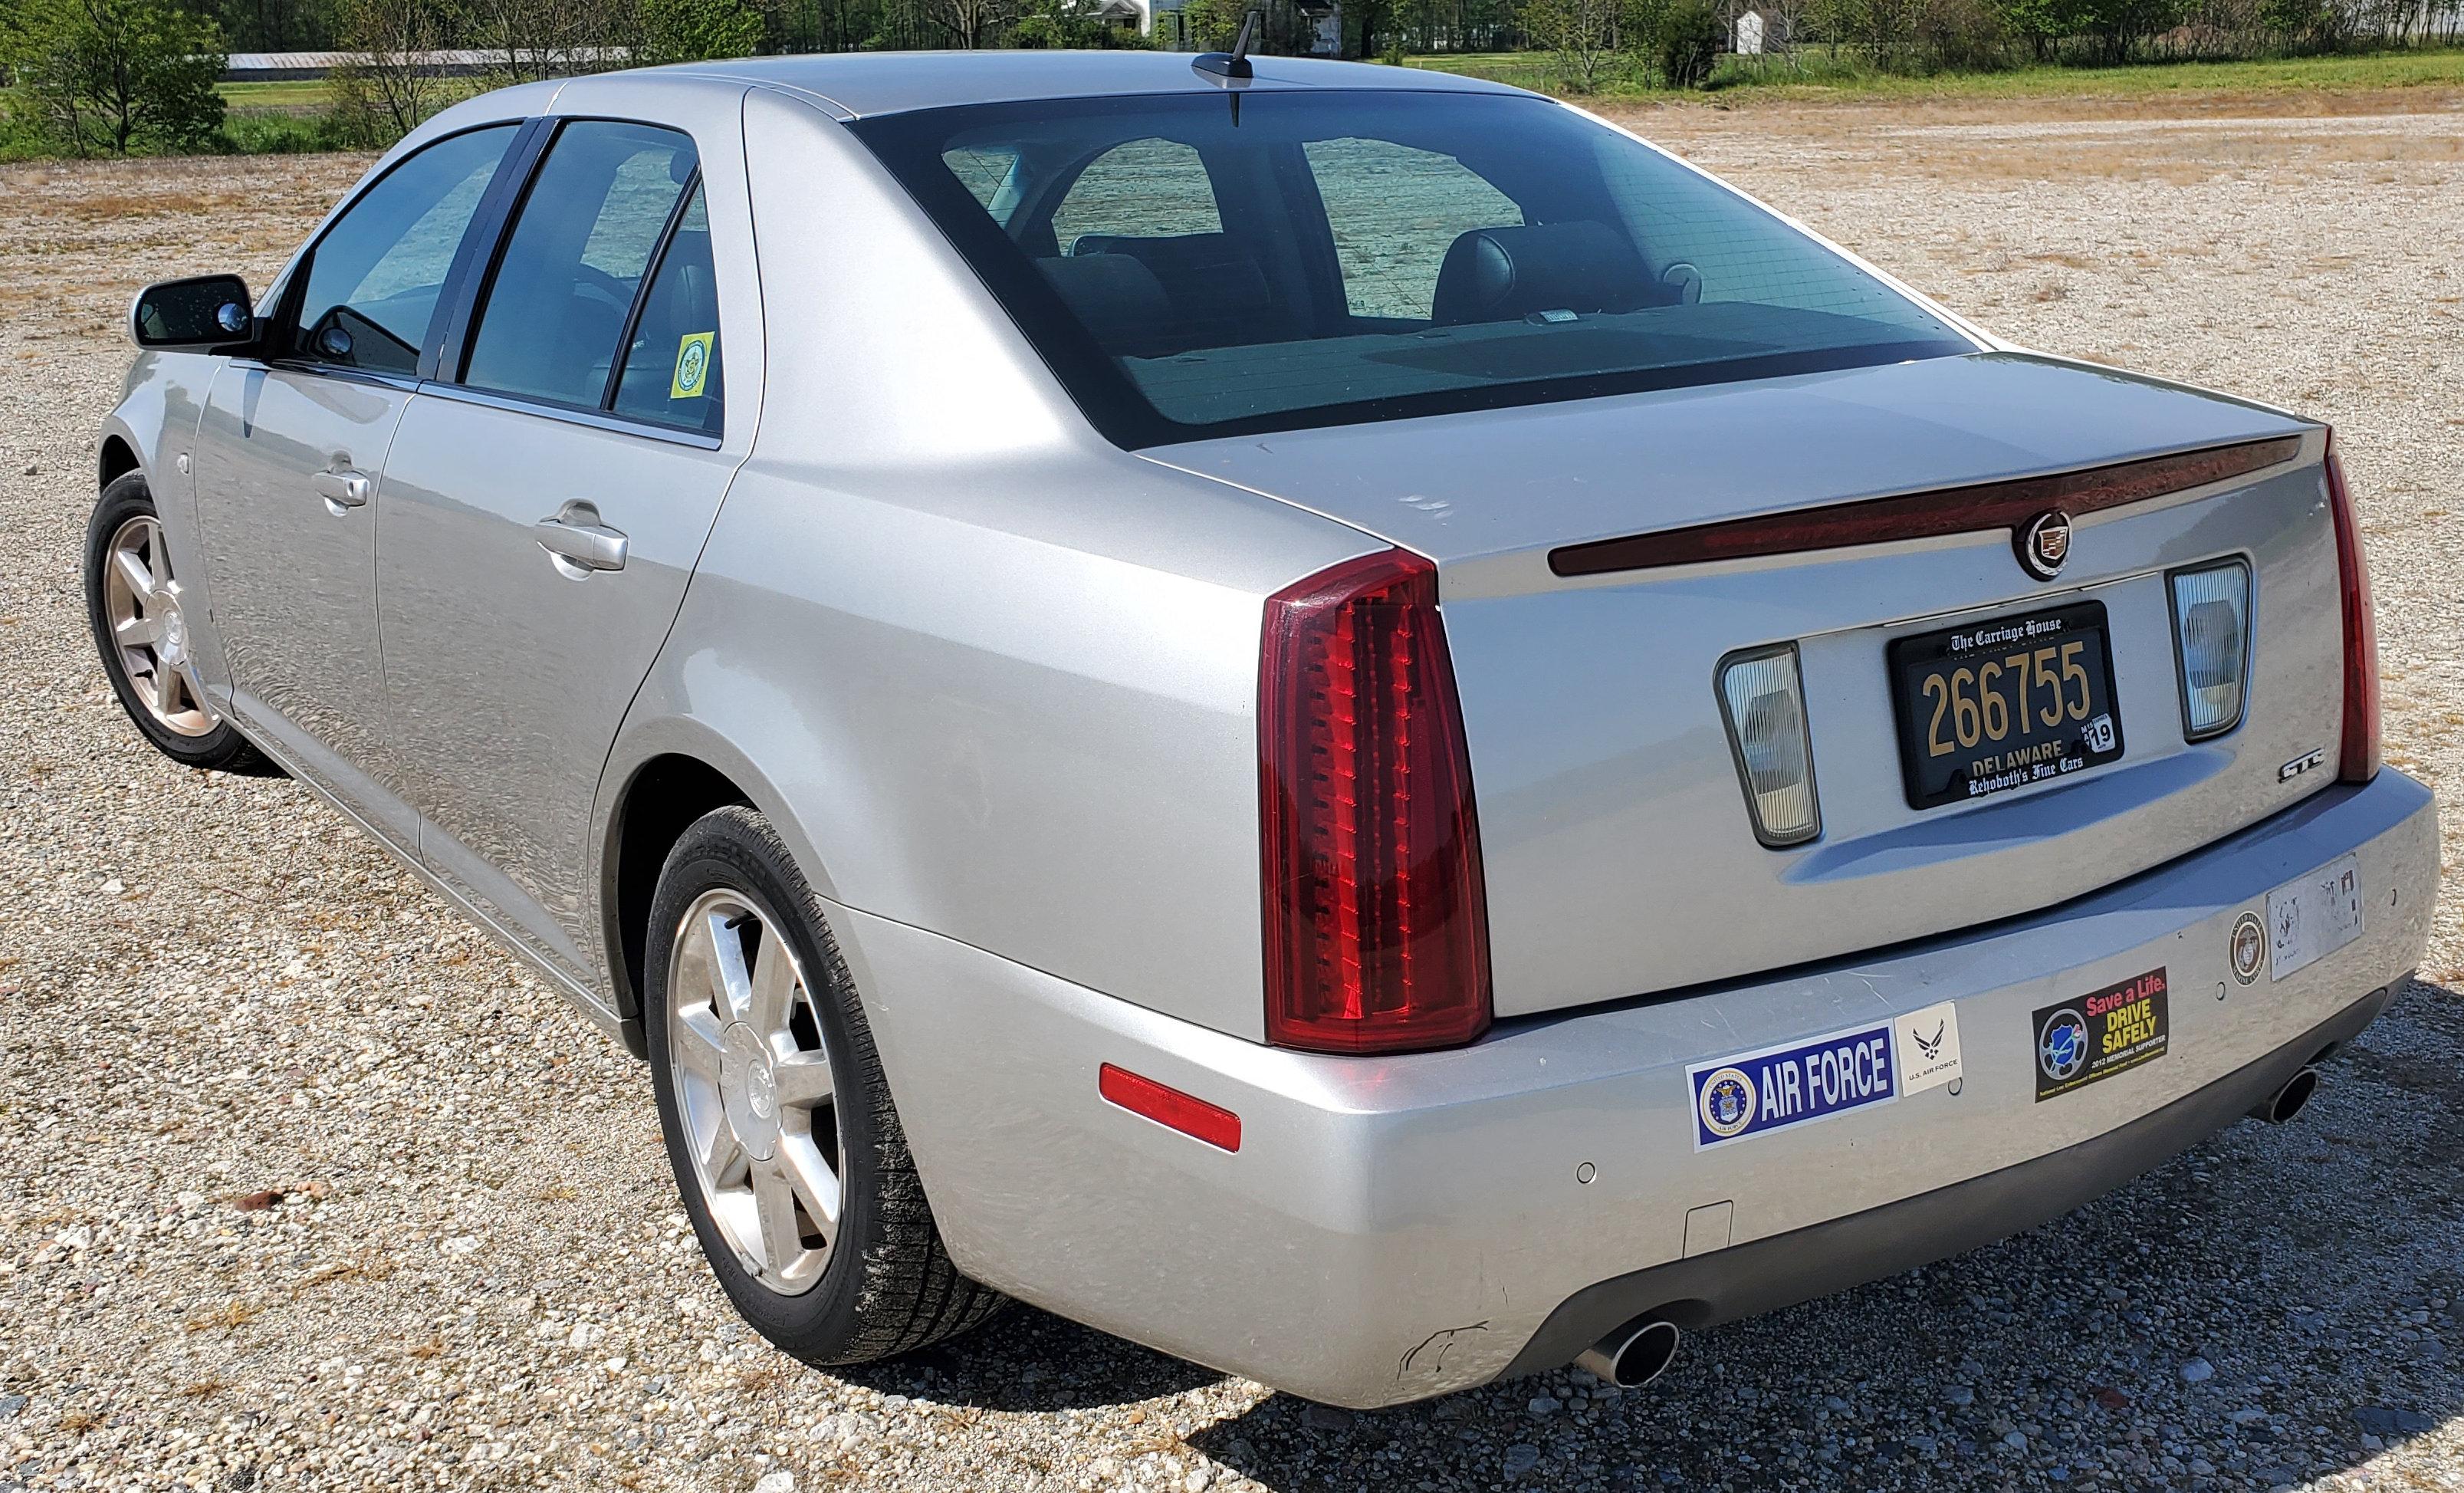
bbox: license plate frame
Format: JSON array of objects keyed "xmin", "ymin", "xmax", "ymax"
[{"xmin": 1888, "ymin": 600, "xmax": 2125, "ymax": 811}]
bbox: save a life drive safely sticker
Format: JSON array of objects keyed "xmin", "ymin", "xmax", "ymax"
[{"xmin": 2032, "ymin": 968, "xmax": 2168, "ymax": 1103}]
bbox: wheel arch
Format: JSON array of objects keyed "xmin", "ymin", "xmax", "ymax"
[
  {"xmin": 594, "ymin": 717, "xmax": 858, "ymax": 1056},
  {"xmin": 99, "ymin": 433, "xmax": 141, "ymax": 492}
]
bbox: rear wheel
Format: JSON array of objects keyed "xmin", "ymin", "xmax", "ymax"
[
  {"xmin": 83, "ymin": 472, "xmax": 271, "ymax": 774},
  {"xmin": 644, "ymin": 805, "xmax": 1004, "ymax": 1363}
]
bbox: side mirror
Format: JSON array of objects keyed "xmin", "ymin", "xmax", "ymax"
[{"xmin": 130, "ymin": 275, "xmax": 258, "ymax": 352}]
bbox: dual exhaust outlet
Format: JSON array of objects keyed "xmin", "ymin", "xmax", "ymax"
[{"xmin": 1568, "ymin": 1067, "xmax": 2321, "ymax": 1389}]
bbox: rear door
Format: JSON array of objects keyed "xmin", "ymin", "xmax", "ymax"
[
  {"xmin": 193, "ymin": 123, "xmax": 523, "ymax": 837},
  {"xmin": 373, "ymin": 112, "xmax": 751, "ymax": 985}
]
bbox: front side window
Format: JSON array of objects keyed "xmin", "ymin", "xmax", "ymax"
[
  {"xmin": 853, "ymin": 93, "xmax": 1974, "ymax": 446},
  {"xmin": 287, "ymin": 124, "xmax": 520, "ymax": 376},
  {"xmin": 462, "ymin": 120, "xmax": 699, "ymax": 410}
]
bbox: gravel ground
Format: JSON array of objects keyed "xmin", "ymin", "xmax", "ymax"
[{"xmin": 3, "ymin": 101, "xmax": 2462, "ymax": 1493}]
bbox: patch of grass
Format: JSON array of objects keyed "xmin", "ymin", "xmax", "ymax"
[
  {"xmin": 1405, "ymin": 43, "xmax": 2464, "ymax": 104},
  {"xmin": 216, "ymin": 78, "xmax": 336, "ymax": 112}
]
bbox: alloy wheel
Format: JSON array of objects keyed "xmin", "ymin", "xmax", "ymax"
[
  {"xmin": 102, "ymin": 513, "xmax": 216, "ymax": 738},
  {"xmin": 666, "ymin": 886, "xmax": 843, "ymax": 1295}
]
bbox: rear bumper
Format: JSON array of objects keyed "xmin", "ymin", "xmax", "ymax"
[{"xmin": 844, "ymin": 770, "xmax": 2439, "ymax": 1409}]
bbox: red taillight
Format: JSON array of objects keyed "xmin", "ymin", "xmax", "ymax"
[
  {"xmin": 1099, "ymin": 1064, "xmax": 1241, "ymax": 1151},
  {"xmin": 2324, "ymin": 439, "xmax": 2380, "ymax": 782},
  {"xmin": 1259, "ymin": 549, "xmax": 1491, "ymax": 1054}
]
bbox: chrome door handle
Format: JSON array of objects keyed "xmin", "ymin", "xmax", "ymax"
[
  {"xmin": 313, "ymin": 469, "xmax": 371, "ymax": 512},
  {"xmin": 536, "ymin": 505, "xmax": 628, "ymax": 576}
]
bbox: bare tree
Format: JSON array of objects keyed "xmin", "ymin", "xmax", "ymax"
[
  {"xmin": 329, "ymin": 0, "xmax": 455, "ymax": 144},
  {"xmin": 925, "ymin": 0, "xmax": 1016, "ymax": 44}
]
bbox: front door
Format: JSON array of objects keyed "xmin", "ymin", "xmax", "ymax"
[
  {"xmin": 374, "ymin": 119, "xmax": 743, "ymax": 983},
  {"xmin": 193, "ymin": 123, "xmax": 523, "ymax": 837}
]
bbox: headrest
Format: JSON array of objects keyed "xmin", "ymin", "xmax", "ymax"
[
  {"xmin": 1431, "ymin": 221, "xmax": 1661, "ymax": 326},
  {"xmin": 1039, "ymin": 254, "xmax": 1174, "ymax": 359}
]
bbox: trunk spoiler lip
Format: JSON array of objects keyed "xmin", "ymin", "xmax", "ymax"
[{"xmin": 1547, "ymin": 432, "xmax": 2309, "ymax": 580}]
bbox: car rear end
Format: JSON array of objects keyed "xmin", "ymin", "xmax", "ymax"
[{"xmin": 824, "ymin": 68, "xmax": 2439, "ymax": 1407}]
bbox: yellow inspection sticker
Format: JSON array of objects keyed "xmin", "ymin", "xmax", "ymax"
[{"xmin": 671, "ymin": 332, "xmax": 715, "ymax": 400}]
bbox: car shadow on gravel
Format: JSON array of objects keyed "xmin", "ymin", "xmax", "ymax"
[
  {"xmin": 1168, "ymin": 975, "xmax": 2464, "ymax": 1491},
  {"xmin": 836, "ymin": 1304, "xmax": 1224, "ymax": 1411}
]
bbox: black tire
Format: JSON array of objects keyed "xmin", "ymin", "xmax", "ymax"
[
  {"xmin": 84, "ymin": 472, "xmax": 276, "ymax": 775},
  {"xmin": 644, "ymin": 804, "xmax": 1005, "ymax": 1364}
]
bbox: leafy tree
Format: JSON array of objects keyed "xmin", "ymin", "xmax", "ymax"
[
  {"xmin": 2, "ymin": 0, "xmax": 225, "ymax": 155},
  {"xmin": 636, "ymin": 0, "xmax": 766, "ymax": 60},
  {"xmin": 1654, "ymin": 0, "xmax": 1722, "ymax": 82},
  {"xmin": 1520, "ymin": 0, "xmax": 1625, "ymax": 88}
]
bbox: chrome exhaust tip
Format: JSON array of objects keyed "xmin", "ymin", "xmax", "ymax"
[
  {"xmin": 1575, "ymin": 1318, "xmax": 1681, "ymax": 1389},
  {"xmin": 2249, "ymin": 1066, "xmax": 2319, "ymax": 1124}
]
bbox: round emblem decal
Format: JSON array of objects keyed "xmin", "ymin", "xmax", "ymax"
[
  {"xmin": 2230, "ymin": 911, "xmax": 2267, "ymax": 984},
  {"xmin": 1698, "ymin": 1066, "xmax": 1757, "ymax": 1139},
  {"xmin": 2016, "ymin": 510, "xmax": 2073, "ymax": 580},
  {"xmin": 2038, "ymin": 1007, "xmax": 2089, "ymax": 1083}
]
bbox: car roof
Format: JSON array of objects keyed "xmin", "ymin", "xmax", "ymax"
[{"xmin": 643, "ymin": 50, "xmax": 1529, "ymax": 119}]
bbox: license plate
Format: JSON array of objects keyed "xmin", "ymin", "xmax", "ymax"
[{"xmin": 1889, "ymin": 600, "xmax": 2124, "ymax": 810}]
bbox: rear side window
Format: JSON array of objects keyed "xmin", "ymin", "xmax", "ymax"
[
  {"xmin": 462, "ymin": 120, "xmax": 698, "ymax": 410},
  {"xmin": 852, "ymin": 93, "xmax": 1973, "ymax": 447},
  {"xmin": 287, "ymin": 125, "xmax": 519, "ymax": 375},
  {"xmin": 609, "ymin": 186, "xmax": 723, "ymax": 433}
]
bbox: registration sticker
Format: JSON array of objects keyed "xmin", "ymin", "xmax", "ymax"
[
  {"xmin": 2032, "ymin": 968, "xmax": 2168, "ymax": 1103},
  {"xmin": 1688, "ymin": 1020, "xmax": 1898, "ymax": 1150}
]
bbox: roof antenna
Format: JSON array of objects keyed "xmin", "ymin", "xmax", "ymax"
[{"xmin": 1193, "ymin": 9, "xmax": 1259, "ymax": 80}]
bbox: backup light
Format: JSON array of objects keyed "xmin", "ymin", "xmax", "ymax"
[
  {"xmin": 2167, "ymin": 561, "xmax": 2250, "ymax": 740},
  {"xmin": 1258, "ymin": 548, "xmax": 1491, "ymax": 1055},
  {"xmin": 1717, "ymin": 644, "xmax": 1820, "ymax": 847}
]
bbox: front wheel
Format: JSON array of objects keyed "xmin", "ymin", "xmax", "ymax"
[
  {"xmin": 644, "ymin": 805, "xmax": 1004, "ymax": 1364},
  {"xmin": 83, "ymin": 472, "xmax": 271, "ymax": 774}
]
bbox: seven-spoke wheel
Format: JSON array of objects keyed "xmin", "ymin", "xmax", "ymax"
[
  {"xmin": 84, "ymin": 472, "xmax": 271, "ymax": 774},
  {"xmin": 645, "ymin": 805, "xmax": 1005, "ymax": 1365},
  {"xmin": 101, "ymin": 511, "xmax": 216, "ymax": 738},
  {"xmin": 667, "ymin": 886, "xmax": 844, "ymax": 1295}
]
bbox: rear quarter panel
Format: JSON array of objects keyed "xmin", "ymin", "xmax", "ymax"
[{"xmin": 601, "ymin": 90, "xmax": 1380, "ymax": 1040}]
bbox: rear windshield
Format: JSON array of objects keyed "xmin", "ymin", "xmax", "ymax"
[{"xmin": 850, "ymin": 90, "xmax": 1973, "ymax": 448}]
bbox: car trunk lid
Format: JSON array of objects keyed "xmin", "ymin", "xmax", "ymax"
[{"xmin": 1145, "ymin": 352, "xmax": 2340, "ymax": 1018}]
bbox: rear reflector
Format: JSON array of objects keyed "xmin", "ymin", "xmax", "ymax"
[
  {"xmin": 2324, "ymin": 439, "xmax": 2381, "ymax": 782},
  {"xmin": 1259, "ymin": 549, "xmax": 1492, "ymax": 1055},
  {"xmin": 1099, "ymin": 1064, "xmax": 1241, "ymax": 1152}
]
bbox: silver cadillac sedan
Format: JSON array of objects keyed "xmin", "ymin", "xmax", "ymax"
[{"xmin": 94, "ymin": 51, "xmax": 2437, "ymax": 1408}]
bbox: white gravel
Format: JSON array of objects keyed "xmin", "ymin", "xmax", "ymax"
[{"xmin": 2, "ymin": 104, "xmax": 2460, "ymax": 1492}]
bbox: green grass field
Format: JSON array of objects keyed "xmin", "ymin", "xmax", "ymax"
[
  {"xmin": 1404, "ymin": 43, "xmax": 2464, "ymax": 104},
  {"xmin": 216, "ymin": 79, "xmax": 338, "ymax": 112}
]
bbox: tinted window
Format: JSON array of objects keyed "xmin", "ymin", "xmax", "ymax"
[
  {"xmin": 1304, "ymin": 138, "xmax": 1523, "ymax": 322},
  {"xmin": 462, "ymin": 120, "xmax": 698, "ymax": 409},
  {"xmin": 853, "ymin": 94, "xmax": 1973, "ymax": 447},
  {"xmin": 1049, "ymin": 137, "xmax": 1221, "ymax": 249},
  {"xmin": 609, "ymin": 186, "xmax": 723, "ymax": 433},
  {"xmin": 289, "ymin": 125, "xmax": 518, "ymax": 375}
]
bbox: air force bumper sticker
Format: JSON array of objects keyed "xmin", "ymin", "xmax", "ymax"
[{"xmin": 1690, "ymin": 1018, "xmax": 1913, "ymax": 1150}]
